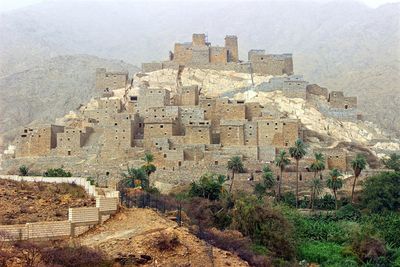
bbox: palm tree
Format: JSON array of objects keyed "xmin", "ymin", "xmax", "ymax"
[
  {"xmin": 227, "ymin": 156, "xmax": 244, "ymax": 193},
  {"xmin": 141, "ymin": 152, "xmax": 156, "ymax": 187},
  {"xmin": 310, "ymin": 152, "xmax": 325, "ymax": 180},
  {"xmin": 350, "ymin": 153, "xmax": 367, "ymax": 203},
  {"xmin": 309, "ymin": 178, "xmax": 323, "ymax": 210},
  {"xmin": 275, "ymin": 150, "xmax": 291, "ymax": 200},
  {"xmin": 289, "ymin": 139, "xmax": 307, "ymax": 208},
  {"xmin": 254, "ymin": 165, "xmax": 276, "ymax": 199},
  {"xmin": 121, "ymin": 167, "xmax": 149, "ymax": 190},
  {"xmin": 326, "ymin": 168, "xmax": 343, "ymax": 210}
]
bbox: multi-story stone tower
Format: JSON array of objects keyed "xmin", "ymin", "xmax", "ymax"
[
  {"xmin": 192, "ymin": 33, "xmax": 206, "ymax": 46},
  {"xmin": 225, "ymin": 35, "xmax": 238, "ymax": 63}
]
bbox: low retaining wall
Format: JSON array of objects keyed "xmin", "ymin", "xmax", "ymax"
[{"xmin": 0, "ymin": 175, "xmax": 119, "ymax": 241}]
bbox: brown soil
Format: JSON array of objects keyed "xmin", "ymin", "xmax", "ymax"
[
  {"xmin": 0, "ymin": 179, "xmax": 95, "ymax": 224},
  {"xmin": 79, "ymin": 207, "xmax": 249, "ymax": 267}
]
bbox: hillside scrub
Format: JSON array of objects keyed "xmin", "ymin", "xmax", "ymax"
[{"xmin": 171, "ymin": 171, "xmax": 400, "ymax": 265}]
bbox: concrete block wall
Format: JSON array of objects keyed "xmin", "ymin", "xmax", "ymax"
[
  {"xmin": 27, "ymin": 221, "xmax": 71, "ymax": 240},
  {"xmin": 0, "ymin": 224, "xmax": 28, "ymax": 241},
  {"xmin": 68, "ymin": 207, "xmax": 100, "ymax": 225},
  {"xmin": 96, "ymin": 197, "xmax": 119, "ymax": 214}
]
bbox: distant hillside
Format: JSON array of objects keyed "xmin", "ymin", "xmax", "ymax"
[
  {"xmin": 0, "ymin": 55, "xmax": 138, "ymax": 142},
  {"xmin": 0, "ymin": 0, "xmax": 399, "ymax": 135}
]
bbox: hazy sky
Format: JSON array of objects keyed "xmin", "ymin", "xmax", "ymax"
[{"xmin": 0, "ymin": 0, "xmax": 399, "ymax": 13}]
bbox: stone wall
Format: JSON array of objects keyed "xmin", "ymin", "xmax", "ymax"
[
  {"xmin": 95, "ymin": 68, "xmax": 128, "ymax": 92},
  {"xmin": 250, "ymin": 54, "xmax": 294, "ymax": 75},
  {"xmin": 209, "ymin": 46, "xmax": 228, "ymax": 64},
  {"xmin": 178, "ymin": 85, "xmax": 199, "ymax": 106},
  {"xmin": 282, "ymin": 80, "xmax": 308, "ymax": 99},
  {"xmin": 314, "ymin": 148, "xmax": 348, "ymax": 171},
  {"xmin": 220, "ymin": 120, "xmax": 245, "ymax": 146},
  {"xmin": 138, "ymin": 88, "xmax": 170, "ymax": 110},
  {"xmin": 192, "ymin": 46, "xmax": 210, "ymax": 64}
]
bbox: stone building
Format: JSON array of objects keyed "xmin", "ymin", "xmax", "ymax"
[
  {"xmin": 306, "ymin": 84, "xmax": 359, "ymax": 121},
  {"xmin": 3, "ymin": 62, "xmax": 363, "ymax": 191},
  {"xmin": 8, "ymin": 69, "xmax": 304, "ymax": 177},
  {"xmin": 249, "ymin": 52, "xmax": 294, "ymax": 76},
  {"xmin": 142, "ymin": 33, "xmax": 293, "ymax": 76},
  {"xmin": 95, "ymin": 68, "xmax": 129, "ymax": 96},
  {"xmin": 14, "ymin": 125, "xmax": 64, "ymax": 157}
]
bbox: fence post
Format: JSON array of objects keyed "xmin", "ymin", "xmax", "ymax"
[{"xmin": 177, "ymin": 202, "xmax": 182, "ymax": 226}]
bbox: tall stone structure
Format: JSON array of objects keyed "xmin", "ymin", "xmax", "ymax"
[
  {"xmin": 225, "ymin": 35, "xmax": 239, "ymax": 63},
  {"xmin": 142, "ymin": 33, "xmax": 294, "ymax": 76}
]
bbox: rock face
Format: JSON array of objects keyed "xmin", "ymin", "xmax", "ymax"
[{"xmin": 0, "ymin": 55, "xmax": 139, "ymax": 145}]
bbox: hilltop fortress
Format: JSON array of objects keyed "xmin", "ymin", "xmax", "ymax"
[
  {"xmin": 2, "ymin": 33, "xmax": 379, "ymax": 191},
  {"xmin": 142, "ymin": 33, "xmax": 293, "ymax": 76}
]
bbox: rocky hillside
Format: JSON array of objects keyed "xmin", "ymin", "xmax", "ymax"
[
  {"xmin": 0, "ymin": 0, "xmax": 398, "ymax": 134},
  {"xmin": 0, "ymin": 179, "xmax": 94, "ymax": 224},
  {"xmin": 0, "ymin": 55, "xmax": 138, "ymax": 145},
  {"xmin": 79, "ymin": 208, "xmax": 248, "ymax": 266}
]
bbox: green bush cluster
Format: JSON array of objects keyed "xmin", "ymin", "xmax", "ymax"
[{"xmin": 43, "ymin": 168, "xmax": 72, "ymax": 177}]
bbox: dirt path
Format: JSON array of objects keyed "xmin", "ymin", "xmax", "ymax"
[{"xmin": 79, "ymin": 208, "xmax": 249, "ymax": 267}]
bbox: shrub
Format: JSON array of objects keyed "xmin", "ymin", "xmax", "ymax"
[
  {"xmin": 14, "ymin": 241, "xmax": 44, "ymax": 267},
  {"xmin": 362, "ymin": 212, "xmax": 400, "ymax": 247},
  {"xmin": 281, "ymin": 206, "xmax": 358, "ymax": 244},
  {"xmin": 86, "ymin": 177, "xmax": 97, "ymax": 186},
  {"xmin": 188, "ymin": 173, "xmax": 226, "ymax": 201},
  {"xmin": 197, "ymin": 228, "xmax": 270, "ymax": 266},
  {"xmin": 314, "ymin": 194, "xmax": 336, "ymax": 210},
  {"xmin": 184, "ymin": 197, "xmax": 231, "ymax": 229},
  {"xmin": 19, "ymin": 165, "xmax": 29, "ymax": 176},
  {"xmin": 297, "ymin": 241, "xmax": 358, "ymax": 266},
  {"xmin": 351, "ymin": 232, "xmax": 386, "ymax": 264},
  {"xmin": 297, "ymin": 218, "xmax": 354, "ymax": 244},
  {"xmin": 361, "ymin": 171, "xmax": 400, "ymax": 213},
  {"xmin": 43, "ymin": 168, "xmax": 72, "ymax": 177},
  {"xmin": 336, "ymin": 204, "xmax": 362, "ymax": 221},
  {"xmin": 232, "ymin": 195, "xmax": 296, "ymax": 261},
  {"xmin": 154, "ymin": 232, "xmax": 180, "ymax": 251},
  {"xmin": 281, "ymin": 192, "xmax": 296, "ymax": 207},
  {"xmin": 42, "ymin": 245, "xmax": 110, "ymax": 266}
]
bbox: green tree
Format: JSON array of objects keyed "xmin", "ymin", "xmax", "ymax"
[
  {"xmin": 254, "ymin": 165, "xmax": 276, "ymax": 199},
  {"xmin": 361, "ymin": 171, "xmax": 400, "ymax": 213},
  {"xmin": 350, "ymin": 153, "xmax": 367, "ymax": 203},
  {"xmin": 309, "ymin": 178, "xmax": 324, "ymax": 210},
  {"xmin": 189, "ymin": 173, "xmax": 226, "ymax": 200},
  {"xmin": 227, "ymin": 156, "xmax": 244, "ymax": 193},
  {"xmin": 275, "ymin": 150, "xmax": 291, "ymax": 201},
  {"xmin": 289, "ymin": 139, "xmax": 307, "ymax": 208},
  {"xmin": 310, "ymin": 152, "xmax": 325, "ymax": 180},
  {"xmin": 121, "ymin": 167, "xmax": 148, "ymax": 190},
  {"xmin": 141, "ymin": 152, "xmax": 156, "ymax": 186},
  {"xmin": 326, "ymin": 168, "xmax": 343, "ymax": 210},
  {"xmin": 19, "ymin": 165, "xmax": 29, "ymax": 176},
  {"xmin": 231, "ymin": 195, "xmax": 296, "ymax": 261},
  {"xmin": 382, "ymin": 153, "xmax": 400, "ymax": 172}
]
